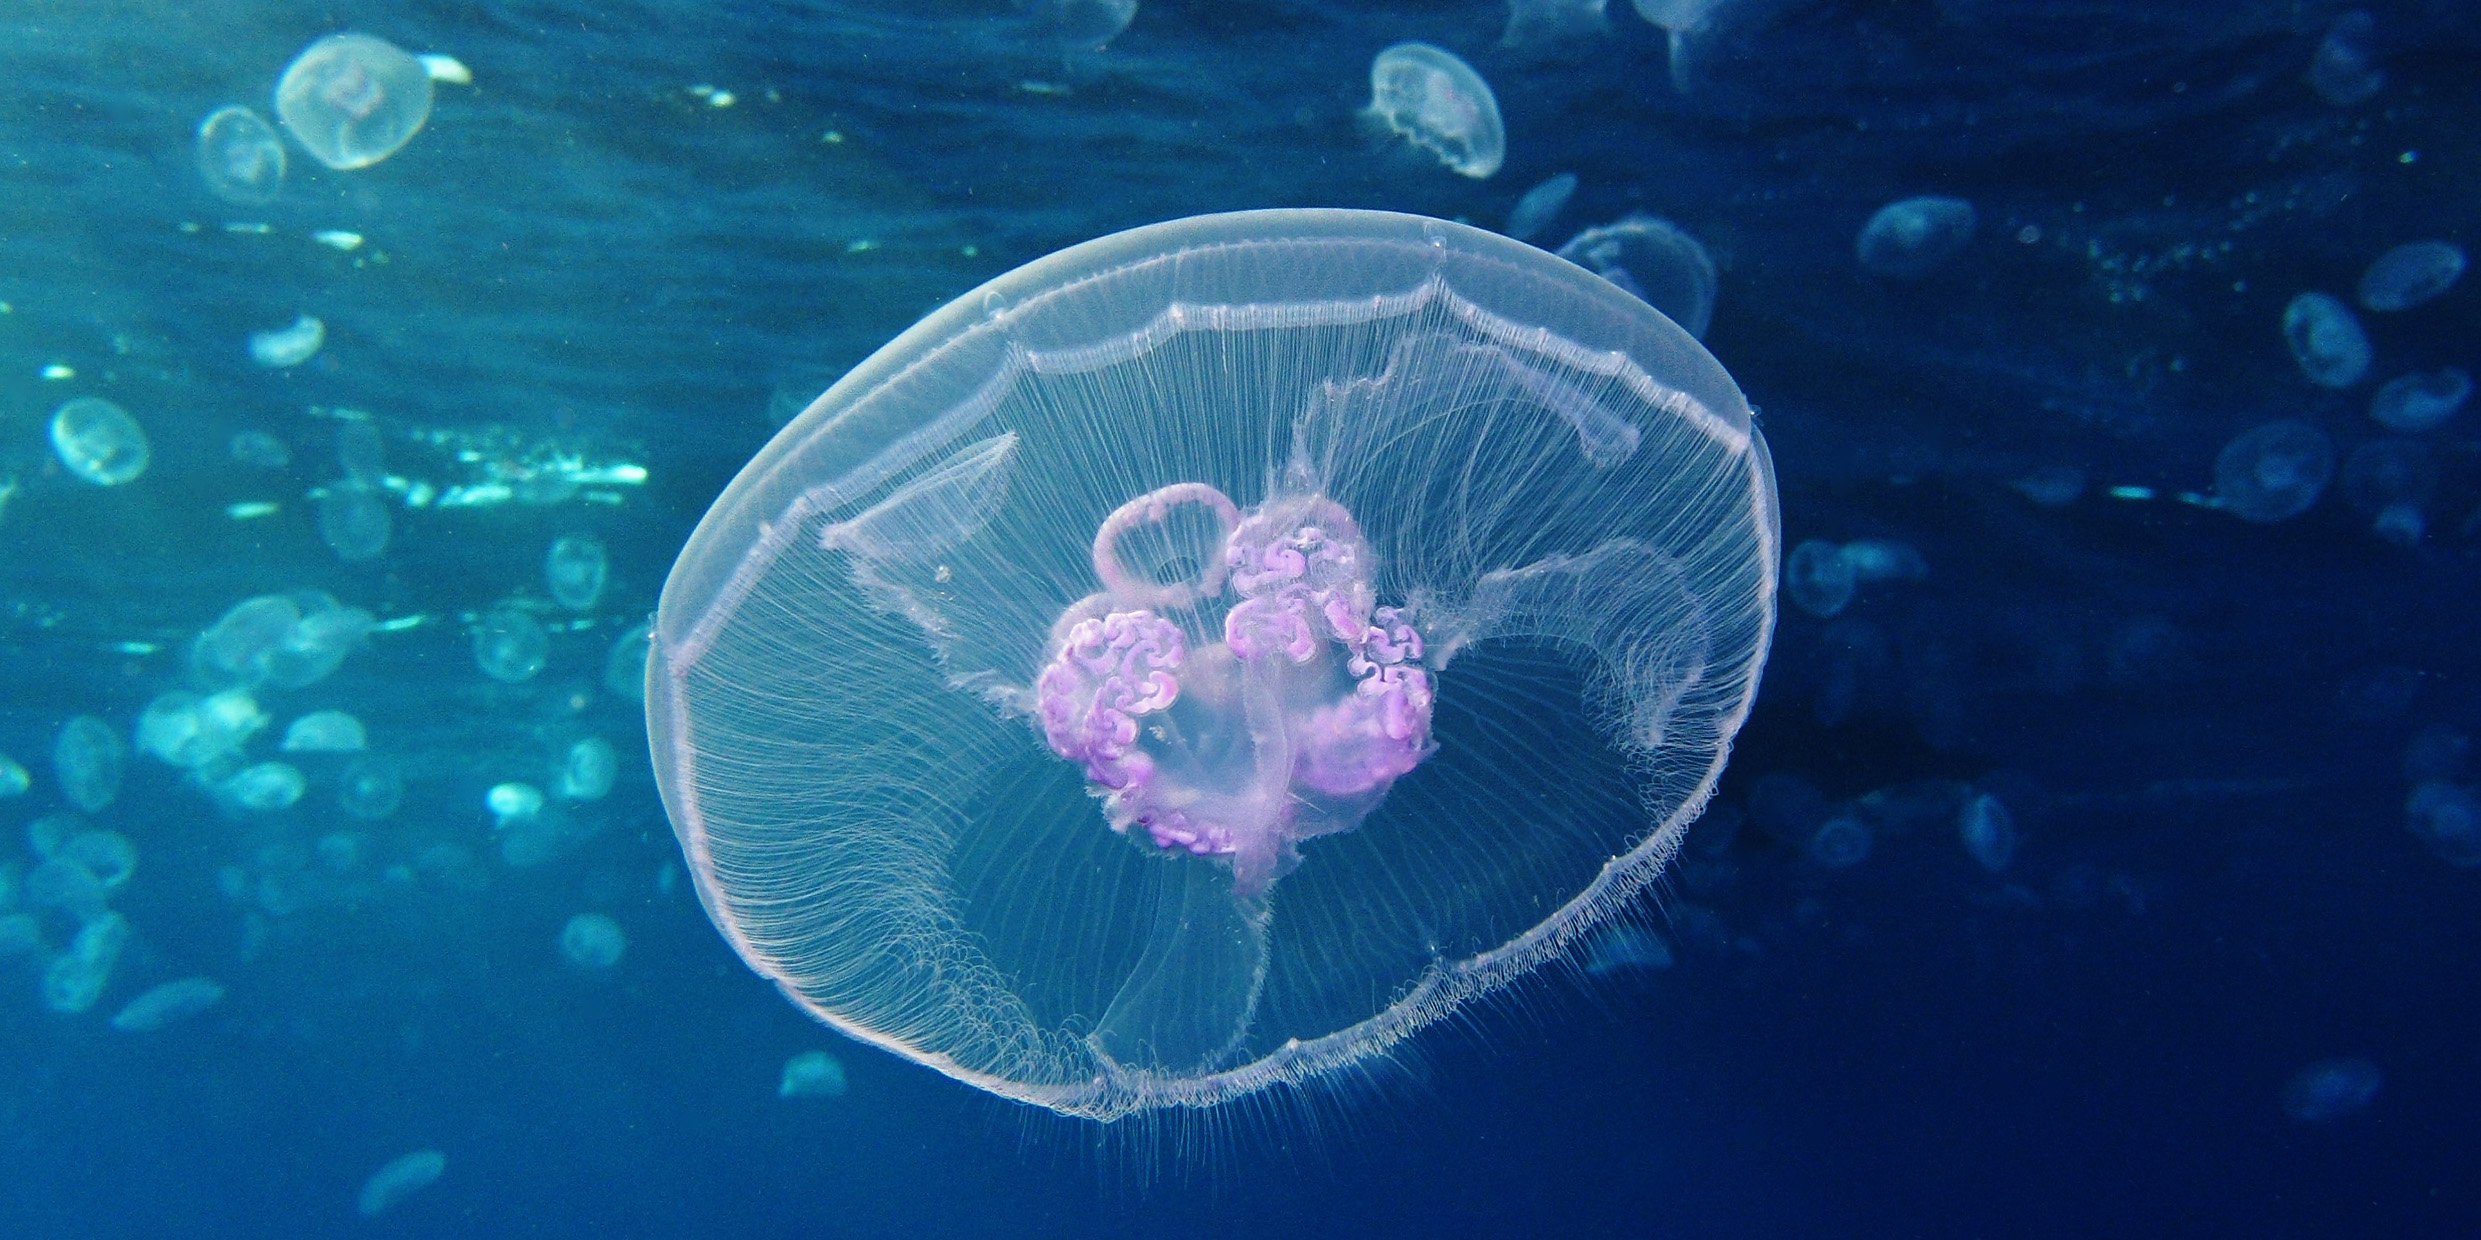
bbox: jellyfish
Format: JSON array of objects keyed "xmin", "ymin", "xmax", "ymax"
[
  {"xmin": 249, "ymin": 315, "xmax": 325, "ymax": 368},
  {"xmin": 2281, "ymin": 1057, "xmax": 2382, "ymax": 1121},
  {"xmin": 646, "ymin": 209, "xmax": 1778, "ymax": 1119},
  {"xmin": 1856, "ymin": 196, "xmax": 1977, "ymax": 279},
  {"xmin": 54, "ymin": 716, "xmax": 125, "ymax": 813},
  {"xmin": 1784, "ymin": 539, "xmax": 1856, "ymax": 618},
  {"xmin": 337, "ymin": 755, "xmax": 405, "ymax": 820},
  {"xmin": 487, "ymin": 782, "xmax": 545, "ymax": 828},
  {"xmin": 2211, "ymin": 420, "xmax": 2333, "ymax": 523},
  {"xmin": 1500, "ymin": 0, "xmax": 1610, "ymax": 51},
  {"xmin": 59, "ymin": 831, "xmax": 136, "ymax": 890},
  {"xmin": 0, "ymin": 753, "xmax": 27, "ymax": 798},
  {"xmin": 141, "ymin": 690, "xmax": 266, "ymax": 769},
  {"xmin": 282, "ymin": 710, "xmax": 368, "ymax": 753},
  {"xmin": 1956, "ymin": 793, "xmax": 2016, "ymax": 873},
  {"xmin": 2339, "ymin": 438, "xmax": 2437, "ymax": 546},
  {"xmin": 1556, "ymin": 214, "xmax": 1718, "ymax": 338},
  {"xmin": 195, "ymin": 106, "xmax": 287, "ymax": 204},
  {"xmin": 50, "ymin": 397, "xmax": 149, "ymax": 486},
  {"xmin": 43, "ymin": 911, "xmax": 130, "ymax": 1014},
  {"xmin": 2369, "ymin": 368, "xmax": 2470, "ymax": 433},
  {"xmin": 275, "ymin": 34, "xmax": 434, "ymax": 172},
  {"xmin": 230, "ymin": 430, "xmax": 293, "ymax": 470},
  {"xmin": 1504, "ymin": 173, "xmax": 1579, "ymax": 243},
  {"xmin": 2357, "ymin": 241, "xmax": 2466, "ymax": 313},
  {"xmin": 545, "ymin": 535, "xmax": 610, "ymax": 610},
  {"xmin": 2281, "ymin": 293, "xmax": 2371, "ymax": 388},
  {"xmin": 1366, "ymin": 44, "xmax": 1506, "ymax": 179},
  {"xmin": 2309, "ymin": 11, "xmax": 2383, "ymax": 106},
  {"xmin": 779, "ymin": 1049, "xmax": 850, "ymax": 1098},
  {"xmin": 1806, "ymin": 815, "xmax": 1871, "ymax": 868},
  {"xmin": 221, "ymin": 762, "xmax": 306, "ymax": 812},
  {"xmin": 110, "ymin": 977, "xmax": 226, "ymax": 1032},
  {"xmin": 473, "ymin": 608, "xmax": 550, "ymax": 682},
  {"xmin": 356, "ymin": 1149, "xmax": 447, "ymax": 1217},
  {"xmin": 604, "ymin": 621, "xmax": 652, "ymax": 702},
  {"xmin": 2406, "ymin": 782, "xmax": 2481, "ymax": 866},
  {"xmin": 558, "ymin": 738, "xmax": 617, "ymax": 800},
  {"xmin": 1018, "ymin": 0, "xmax": 1136, "ymax": 51},
  {"xmin": 1631, "ymin": 0, "xmax": 1726, "ymax": 93},
  {"xmin": 558, "ymin": 913, "xmax": 626, "ymax": 969}
]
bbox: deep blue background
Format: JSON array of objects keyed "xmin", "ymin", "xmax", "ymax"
[{"xmin": 2, "ymin": 0, "xmax": 2477, "ymax": 1235}]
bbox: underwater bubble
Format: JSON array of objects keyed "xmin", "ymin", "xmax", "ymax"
[
  {"xmin": 1856, "ymin": 196, "xmax": 1976, "ymax": 279},
  {"xmin": 59, "ymin": 831, "xmax": 136, "ymax": 891},
  {"xmin": 2357, "ymin": 241, "xmax": 2465, "ymax": 313},
  {"xmin": 648, "ymin": 209, "xmax": 1778, "ymax": 1119},
  {"xmin": 558, "ymin": 913, "xmax": 626, "ymax": 969},
  {"xmin": 282, "ymin": 710, "xmax": 367, "ymax": 753},
  {"xmin": 229, "ymin": 430, "xmax": 293, "ymax": 470},
  {"xmin": 356, "ymin": 1149, "xmax": 446, "ymax": 1217},
  {"xmin": 110, "ymin": 976, "xmax": 225, "ymax": 1032},
  {"xmin": 195, "ymin": 105, "xmax": 286, "ymax": 204},
  {"xmin": 2211, "ymin": 420, "xmax": 2334, "ymax": 523},
  {"xmin": 603, "ymin": 620, "xmax": 651, "ymax": 702},
  {"xmin": 1582, "ymin": 923, "xmax": 1675, "ymax": 975},
  {"xmin": 0, "ymin": 753, "xmax": 29, "ymax": 798},
  {"xmin": 1367, "ymin": 44, "xmax": 1504, "ymax": 178},
  {"xmin": 1504, "ymin": 172, "xmax": 1578, "ymax": 243},
  {"xmin": 2406, "ymin": 782, "xmax": 2481, "ymax": 867},
  {"xmin": 2309, "ymin": 11, "xmax": 2383, "ymax": 106},
  {"xmin": 336, "ymin": 755, "xmax": 405, "ymax": 820},
  {"xmin": 2281, "ymin": 292, "xmax": 2371, "ymax": 388},
  {"xmin": 2282, "ymin": 1057, "xmax": 2382, "ymax": 1122},
  {"xmin": 1556, "ymin": 215, "xmax": 1718, "ymax": 338},
  {"xmin": 221, "ymin": 762, "xmax": 306, "ymax": 812},
  {"xmin": 43, "ymin": 911, "xmax": 129, "ymax": 1014},
  {"xmin": 1785, "ymin": 539, "xmax": 1856, "ymax": 618},
  {"xmin": 779, "ymin": 1049, "xmax": 850, "ymax": 1098},
  {"xmin": 2368, "ymin": 368, "xmax": 2470, "ymax": 433},
  {"xmin": 248, "ymin": 315, "xmax": 324, "ymax": 368},
  {"xmin": 1806, "ymin": 816, "xmax": 1872, "ymax": 868},
  {"xmin": 558, "ymin": 737, "xmax": 617, "ymax": 801},
  {"xmin": 1956, "ymin": 793, "xmax": 2016, "ymax": 873},
  {"xmin": 54, "ymin": 716, "xmax": 125, "ymax": 813},
  {"xmin": 474, "ymin": 608, "xmax": 549, "ymax": 683},
  {"xmin": 545, "ymin": 535, "xmax": 610, "ymax": 610},
  {"xmin": 50, "ymin": 397, "xmax": 149, "ymax": 486},
  {"xmin": 276, "ymin": 34, "xmax": 434, "ymax": 172},
  {"xmin": 317, "ymin": 485, "xmax": 391, "ymax": 562}
]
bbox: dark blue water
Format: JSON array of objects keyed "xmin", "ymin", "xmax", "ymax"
[{"xmin": 2, "ymin": 0, "xmax": 2477, "ymax": 1235}]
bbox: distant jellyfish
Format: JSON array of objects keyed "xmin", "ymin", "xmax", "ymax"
[
  {"xmin": 1631, "ymin": 0, "xmax": 1725, "ymax": 93},
  {"xmin": 336, "ymin": 421, "xmax": 386, "ymax": 485},
  {"xmin": 545, "ymin": 535, "xmax": 610, "ymax": 610},
  {"xmin": 43, "ymin": 911, "xmax": 129, "ymax": 1014},
  {"xmin": 275, "ymin": 33, "xmax": 435, "ymax": 172},
  {"xmin": 2368, "ymin": 368, "xmax": 2470, "ymax": 433},
  {"xmin": 603, "ymin": 621, "xmax": 651, "ymax": 702},
  {"xmin": 110, "ymin": 977, "xmax": 226, "ymax": 1032},
  {"xmin": 1366, "ymin": 44, "xmax": 1505, "ymax": 179},
  {"xmin": 282, "ymin": 710, "xmax": 368, "ymax": 753},
  {"xmin": 0, "ymin": 753, "xmax": 27, "ymax": 798},
  {"xmin": 195, "ymin": 105, "xmax": 287, "ymax": 204},
  {"xmin": 487, "ymin": 782, "xmax": 545, "ymax": 828},
  {"xmin": 2356, "ymin": 241, "xmax": 2466, "ymax": 313},
  {"xmin": 355, "ymin": 1149, "xmax": 447, "ymax": 1217},
  {"xmin": 473, "ymin": 607, "xmax": 550, "ymax": 683},
  {"xmin": 1839, "ymin": 538, "xmax": 1927, "ymax": 586},
  {"xmin": 249, "ymin": 315, "xmax": 325, "ymax": 368},
  {"xmin": 2308, "ymin": 11, "xmax": 2383, "ymax": 107},
  {"xmin": 1806, "ymin": 816, "xmax": 1871, "ymax": 868},
  {"xmin": 647, "ymin": 210, "xmax": 1779, "ymax": 1118},
  {"xmin": 558, "ymin": 913, "xmax": 626, "ymax": 969},
  {"xmin": 2340, "ymin": 438, "xmax": 2437, "ymax": 546},
  {"xmin": 317, "ymin": 484, "xmax": 391, "ymax": 561},
  {"xmin": 25, "ymin": 857, "xmax": 108, "ymax": 922},
  {"xmin": 2281, "ymin": 1057, "xmax": 2382, "ymax": 1122},
  {"xmin": 59, "ymin": 831, "xmax": 137, "ymax": 891},
  {"xmin": 779, "ymin": 1050, "xmax": 850, "ymax": 1098},
  {"xmin": 221, "ymin": 762, "xmax": 306, "ymax": 812},
  {"xmin": 1856, "ymin": 196, "xmax": 1976, "ymax": 279},
  {"xmin": 1956, "ymin": 793, "xmax": 2016, "ymax": 873},
  {"xmin": 264, "ymin": 596, "xmax": 376, "ymax": 689},
  {"xmin": 1500, "ymin": 0, "xmax": 1610, "ymax": 50},
  {"xmin": 54, "ymin": 715, "xmax": 125, "ymax": 813},
  {"xmin": 229, "ymin": 430, "xmax": 293, "ymax": 470},
  {"xmin": 1019, "ymin": 0, "xmax": 1137, "ymax": 50},
  {"xmin": 2211, "ymin": 420, "xmax": 2334, "ymax": 523},
  {"xmin": 50, "ymin": 397, "xmax": 150, "ymax": 486},
  {"xmin": 139, "ymin": 689, "xmax": 268, "ymax": 770},
  {"xmin": 1785, "ymin": 539, "xmax": 1856, "ymax": 618},
  {"xmin": 336, "ymin": 755, "xmax": 405, "ymax": 820},
  {"xmin": 558, "ymin": 737, "xmax": 617, "ymax": 801},
  {"xmin": 2406, "ymin": 782, "xmax": 2481, "ymax": 866},
  {"xmin": 1556, "ymin": 214, "xmax": 1718, "ymax": 337},
  {"xmin": 2281, "ymin": 293, "xmax": 2371, "ymax": 388},
  {"xmin": 1504, "ymin": 172, "xmax": 1579, "ymax": 243}
]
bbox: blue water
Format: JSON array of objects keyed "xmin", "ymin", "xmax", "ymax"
[{"xmin": 3, "ymin": 0, "xmax": 2478, "ymax": 1235}]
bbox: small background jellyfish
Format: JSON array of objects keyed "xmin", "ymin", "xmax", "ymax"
[{"xmin": 1364, "ymin": 43, "xmax": 1506, "ymax": 179}]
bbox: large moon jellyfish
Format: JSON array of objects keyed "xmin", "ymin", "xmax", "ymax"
[
  {"xmin": 275, "ymin": 34, "xmax": 434, "ymax": 172},
  {"xmin": 647, "ymin": 210, "xmax": 1778, "ymax": 1119}
]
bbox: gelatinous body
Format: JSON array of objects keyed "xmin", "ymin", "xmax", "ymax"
[
  {"xmin": 276, "ymin": 34, "xmax": 434, "ymax": 171},
  {"xmin": 1020, "ymin": 0, "xmax": 1136, "ymax": 50},
  {"xmin": 1856, "ymin": 196, "xmax": 1976, "ymax": 278},
  {"xmin": 779, "ymin": 1049, "xmax": 850, "ymax": 1097},
  {"xmin": 1556, "ymin": 215, "xmax": 1717, "ymax": 338},
  {"xmin": 648, "ymin": 210, "xmax": 1777, "ymax": 1119},
  {"xmin": 222, "ymin": 762, "xmax": 306, "ymax": 811},
  {"xmin": 2212, "ymin": 420, "xmax": 2333, "ymax": 523},
  {"xmin": 1631, "ymin": 0, "xmax": 1725, "ymax": 92},
  {"xmin": 2281, "ymin": 1057, "xmax": 2382, "ymax": 1121},
  {"xmin": 356, "ymin": 1149, "xmax": 446, "ymax": 1216},
  {"xmin": 1367, "ymin": 45, "xmax": 1505, "ymax": 179},
  {"xmin": 474, "ymin": 608, "xmax": 550, "ymax": 682},
  {"xmin": 44, "ymin": 911, "xmax": 129, "ymax": 1014},
  {"xmin": 282, "ymin": 710, "xmax": 368, "ymax": 753},
  {"xmin": 559, "ymin": 738, "xmax": 617, "ymax": 800},
  {"xmin": 2357, "ymin": 241, "xmax": 2465, "ymax": 312},
  {"xmin": 2369, "ymin": 368, "xmax": 2470, "ymax": 432},
  {"xmin": 248, "ymin": 315, "xmax": 325, "ymax": 368},
  {"xmin": 1501, "ymin": 0, "xmax": 1609, "ymax": 50},
  {"xmin": 2281, "ymin": 293, "xmax": 2371, "ymax": 388},
  {"xmin": 0, "ymin": 753, "xmax": 27, "ymax": 798},
  {"xmin": 111, "ymin": 977, "xmax": 226, "ymax": 1032},
  {"xmin": 1956, "ymin": 793, "xmax": 2016, "ymax": 872},
  {"xmin": 546, "ymin": 535, "xmax": 610, "ymax": 610},
  {"xmin": 1504, "ymin": 173, "xmax": 1578, "ymax": 243},
  {"xmin": 604, "ymin": 621, "xmax": 651, "ymax": 702},
  {"xmin": 337, "ymin": 756, "xmax": 405, "ymax": 820},
  {"xmin": 54, "ymin": 716, "xmax": 125, "ymax": 813},
  {"xmin": 2407, "ymin": 782, "xmax": 2481, "ymax": 866},
  {"xmin": 192, "ymin": 593, "xmax": 374, "ymax": 690},
  {"xmin": 50, "ymin": 398, "xmax": 150, "ymax": 486},
  {"xmin": 1784, "ymin": 539, "xmax": 1855, "ymax": 618},
  {"xmin": 195, "ymin": 106, "xmax": 287, "ymax": 204},
  {"xmin": 318, "ymin": 485, "xmax": 391, "ymax": 561},
  {"xmin": 2309, "ymin": 11, "xmax": 2383, "ymax": 106},
  {"xmin": 559, "ymin": 913, "xmax": 626, "ymax": 969}
]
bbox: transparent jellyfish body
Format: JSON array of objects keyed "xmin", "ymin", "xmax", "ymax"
[
  {"xmin": 1631, "ymin": 0, "xmax": 1726, "ymax": 93},
  {"xmin": 545, "ymin": 535, "xmax": 610, "ymax": 610},
  {"xmin": 317, "ymin": 485, "xmax": 391, "ymax": 561},
  {"xmin": 2340, "ymin": 438, "xmax": 2437, "ymax": 546},
  {"xmin": 220, "ymin": 762, "xmax": 306, "ymax": 812},
  {"xmin": 356, "ymin": 1150, "xmax": 446, "ymax": 1217},
  {"xmin": 275, "ymin": 34, "xmax": 434, "ymax": 172},
  {"xmin": 647, "ymin": 210, "xmax": 1778, "ymax": 1119},
  {"xmin": 337, "ymin": 755, "xmax": 405, "ymax": 820},
  {"xmin": 2281, "ymin": 293, "xmax": 2371, "ymax": 388},
  {"xmin": 1019, "ymin": 0, "xmax": 1137, "ymax": 51},
  {"xmin": 2369, "ymin": 368, "xmax": 2470, "ymax": 433},
  {"xmin": 195, "ymin": 106, "xmax": 287, "ymax": 204},
  {"xmin": 0, "ymin": 753, "xmax": 27, "ymax": 798},
  {"xmin": 282, "ymin": 710, "xmax": 367, "ymax": 753},
  {"xmin": 2357, "ymin": 241, "xmax": 2466, "ymax": 312},
  {"xmin": 2406, "ymin": 782, "xmax": 2481, "ymax": 866},
  {"xmin": 50, "ymin": 397, "xmax": 150, "ymax": 486},
  {"xmin": 473, "ymin": 608, "xmax": 550, "ymax": 682},
  {"xmin": 1784, "ymin": 539, "xmax": 1855, "ymax": 618},
  {"xmin": 1856, "ymin": 196, "xmax": 1977, "ymax": 279},
  {"xmin": 1956, "ymin": 792, "xmax": 2016, "ymax": 872},
  {"xmin": 44, "ymin": 911, "xmax": 129, "ymax": 1013},
  {"xmin": 249, "ymin": 315, "xmax": 325, "ymax": 368},
  {"xmin": 2309, "ymin": 11, "xmax": 2383, "ymax": 106},
  {"xmin": 1556, "ymin": 214, "xmax": 1717, "ymax": 338},
  {"xmin": 2212, "ymin": 420, "xmax": 2334, "ymax": 523},
  {"xmin": 1501, "ymin": 0, "xmax": 1610, "ymax": 51},
  {"xmin": 54, "ymin": 716, "xmax": 125, "ymax": 813},
  {"xmin": 559, "ymin": 913, "xmax": 626, "ymax": 969},
  {"xmin": 603, "ymin": 621, "xmax": 651, "ymax": 701},
  {"xmin": 1504, "ymin": 173, "xmax": 1579, "ymax": 243},
  {"xmin": 2282, "ymin": 1057, "xmax": 2382, "ymax": 1121},
  {"xmin": 192, "ymin": 593, "xmax": 374, "ymax": 690},
  {"xmin": 111, "ymin": 977, "xmax": 225, "ymax": 1032},
  {"xmin": 779, "ymin": 1049, "xmax": 850, "ymax": 1098},
  {"xmin": 559, "ymin": 737, "xmax": 618, "ymax": 800},
  {"xmin": 1366, "ymin": 45, "xmax": 1506, "ymax": 179}
]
